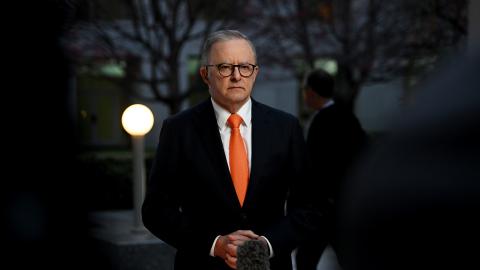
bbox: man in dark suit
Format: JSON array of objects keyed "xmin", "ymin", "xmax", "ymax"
[
  {"xmin": 142, "ymin": 30, "xmax": 317, "ymax": 270},
  {"xmin": 296, "ymin": 69, "xmax": 367, "ymax": 270}
]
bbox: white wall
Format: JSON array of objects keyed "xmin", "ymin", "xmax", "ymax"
[
  {"xmin": 355, "ymin": 80, "xmax": 403, "ymax": 134},
  {"xmin": 253, "ymin": 70, "xmax": 299, "ymax": 117}
]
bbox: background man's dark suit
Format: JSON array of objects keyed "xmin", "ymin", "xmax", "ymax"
[
  {"xmin": 296, "ymin": 102, "xmax": 367, "ymax": 269},
  {"xmin": 306, "ymin": 103, "xmax": 367, "ymax": 206},
  {"xmin": 143, "ymin": 98, "xmax": 313, "ymax": 270},
  {"xmin": 307, "ymin": 103, "xmax": 367, "ymax": 200}
]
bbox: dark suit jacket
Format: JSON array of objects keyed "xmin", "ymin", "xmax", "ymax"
[
  {"xmin": 304, "ymin": 103, "xmax": 367, "ymax": 245},
  {"xmin": 306, "ymin": 103, "xmax": 367, "ymax": 203},
  {"xmin": 142, "ymin": 98, "xmax": 314, "ymax": 270}
]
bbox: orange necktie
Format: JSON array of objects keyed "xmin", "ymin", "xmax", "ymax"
[{"xmin": 227, "ymin": 114, "xmax": 249, "ymax": 206}]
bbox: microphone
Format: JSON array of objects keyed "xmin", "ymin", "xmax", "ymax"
[{"xmin": 237, "ymin": 239, "xmax": 271, "ymax": 270}]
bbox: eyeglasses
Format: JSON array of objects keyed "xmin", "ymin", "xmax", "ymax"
[{"xmin": 205, "ymin": 63, "xmax": 258, "ymax": 78}]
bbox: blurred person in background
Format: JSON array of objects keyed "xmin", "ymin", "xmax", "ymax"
[{"xmin": 296, "ymin": 69, "xmax": 367, "ymax": 270}]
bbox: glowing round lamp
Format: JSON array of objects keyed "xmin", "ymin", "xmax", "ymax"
[
  {"xmin": 121, "ymin": 104, "xmax": 154, "ymax": 136},
  {"xmin": 121, "ymin": 103, "xmax": 155, "ymax": 232}
]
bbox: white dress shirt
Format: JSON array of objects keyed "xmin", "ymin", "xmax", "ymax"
[{"xmin": 211, "ymin": 98, "xmax": 252, "ymax": 170}]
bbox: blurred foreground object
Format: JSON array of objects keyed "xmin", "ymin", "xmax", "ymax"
[{"xmin": 336, "ymin": 51, "xmax": 480, "ymax": 270}]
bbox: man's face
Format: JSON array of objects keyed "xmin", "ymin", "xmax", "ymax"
[{"xmin": 200, "ymin": 39, "xmax": 258, "ymax": 112}]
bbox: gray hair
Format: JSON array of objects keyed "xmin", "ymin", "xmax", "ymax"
[{"xmin": 200, "ymin": 29, "xmax": 257, "ymax": 65}]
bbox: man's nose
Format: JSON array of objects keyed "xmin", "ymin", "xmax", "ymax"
[{"xmin": 231, "ymin": 66, "xmax": 242, "ymax": 81}]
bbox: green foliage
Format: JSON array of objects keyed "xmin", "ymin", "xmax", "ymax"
[{"xmin": 77, "ymin": 153, "xmax": 154, "ymax": 211}]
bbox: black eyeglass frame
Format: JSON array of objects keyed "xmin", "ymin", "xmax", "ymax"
[{"xmin": 205, "ymin": 63, "xmax": 258, "ymax": 78}]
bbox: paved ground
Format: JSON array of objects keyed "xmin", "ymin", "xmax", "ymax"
[
  {"xmin": 89, "ymin": 210, "xmax": 176, "ymax": 270},
  {"xmin": 90, "ymin": 210, "xmax": 161, "ymax": 245}
]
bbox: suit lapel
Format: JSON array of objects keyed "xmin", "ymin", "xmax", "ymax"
[
  {"xmin": 244, "ymin": 100, "xmax": 271, "ymax": 208},
  {"xmin": 192, "ymin": 99, "xmax": 240, "ymax": 208}
]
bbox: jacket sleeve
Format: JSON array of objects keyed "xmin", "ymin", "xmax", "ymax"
[{"xmin": 141, "ymin": 119, "xmax": 218, "ymax": 255}]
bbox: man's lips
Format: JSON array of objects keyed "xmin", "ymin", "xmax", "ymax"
[{"xmin": 228, "ymin": 86, "xmax": 245, "ymax": 90}]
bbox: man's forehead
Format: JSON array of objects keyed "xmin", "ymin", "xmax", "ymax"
[
  {"xmin": 210, "ymin": 39, "xmax": 254, "ymax": 55},
  {"xmin": 209, "ymin": 49, "xmax": 254, "ymax": 66}
]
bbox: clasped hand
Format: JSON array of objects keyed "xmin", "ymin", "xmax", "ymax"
[{"xmin": 214, "ymin": 230, "xmax": 265, "ymax": 269}]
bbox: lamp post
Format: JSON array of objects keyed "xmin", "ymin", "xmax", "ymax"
[{"xmin": 121, "ymin": 104, "xmax": 154, "ymax": 232}]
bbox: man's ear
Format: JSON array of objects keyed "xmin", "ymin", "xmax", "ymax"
[
  {"xmin": 305, "ymin": 87, "xmax": 316, "ymax": 98},
  {"xmin": 200, "ymin": 67, "xmax": 209, "ymax": 84}
]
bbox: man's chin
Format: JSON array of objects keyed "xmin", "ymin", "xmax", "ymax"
[{"xmin": 228, "ymin": 95, "xmax": 249, "ymax": 104}]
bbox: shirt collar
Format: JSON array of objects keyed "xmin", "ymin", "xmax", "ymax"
[
  {"xmin": 211, "ymin": 98, "xmax": 252, "ymax": 132},
  {"xmin": 321, "ymin": 99, "xmax": 335, "ymax": 110}
]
